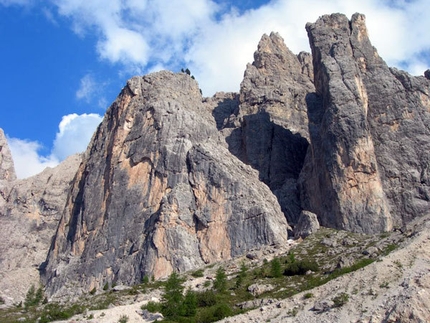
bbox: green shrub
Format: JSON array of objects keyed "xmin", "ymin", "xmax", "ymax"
[
  {"xmin": 284, "ymin": 260, "xmax": 319, "ymax": 276},
  {"xmin": 103, "ymin": 282, "xmax": 109, "ymax": 291},
  {"xmin": 379, "ymin": 281, "xmax": 389, "ymax": 288},
  {"xmin": 287, "ymin": 252, "xmax": 296, "ymax": 264},
  {"xmin": 304, "ymin": 292, "xmax": 314, "ymax": 299},
  {"xmin": 89, "ymin": 287, "xmax": 97, "ymax": 295},
  {"xmin": 195, "ymin": 302, "xmax": 233, "ymax": 323},
  {"xmin": 142, "ymin": 301, "xmax": 162, "ymax": 313},
  {"xmin": 332, "ymin": 292, "xmax": 349, "ymax": 307},
  {"xmin": 118, "ymin": 314, "xmax": 129, "ymax": 323},
  {"xmin": 39, "ymin": 303, "xmax": 84, "ymax": 323},
  {"xmin": 287, "ymin": 307, "xmax": 299, "ymax": 317},
  {"xmin": 142, "ymin": 275, "xmax": 149, "ymax": 284},
  {"xmin": 235, "ymin": 262, "xmax": 247, "ymax": 288},
  {"xmin": 191, "ymin": 269, "xmax": 204, "ymax": 278},
  {"xmin": 329, "ymin": 258, "xmax": 374, "ymax": 278},
  {"xmin": 196, "ymin": 290, "xmax": 217, "ymax": 307},
  {"xmin": 212, "ymin": 302, "xmax": 233, "ymax": 320}
]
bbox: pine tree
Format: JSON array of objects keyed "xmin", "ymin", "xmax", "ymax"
[
  {"xmin": 161, "ymin": 272, "xmax": 184, "ymax": 319},
  {"xmin": 214, "ymin": 267, "xmax": 227, "ymax": 293},
  {"xmin": 270, "ymin": 258, "xmax": 282, "ymax": 278},
  {"xmin": 236, "ymin": 262, "xmax": 248, "ymax": 288},
  {"xmin": 182, "ymin": 288, "xmax": 197, "ymax": 316}
]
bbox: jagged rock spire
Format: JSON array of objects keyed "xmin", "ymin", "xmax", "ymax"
[
  {"xmin": 0, "ymin": 128, "xmax": 16, "ymax": 182},
  {"xmin": 300, "ymin": 13, "xmax": 430, "ymax": 233}
]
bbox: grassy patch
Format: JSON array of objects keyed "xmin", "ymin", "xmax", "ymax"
[{"xmin": 191, "ymin": 269, "xmax": 205, "ymax": 278}]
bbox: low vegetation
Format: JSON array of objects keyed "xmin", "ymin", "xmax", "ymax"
[
  {"xmin": 0, "ymin": 227, "xmax": 404, "ymax": 323},
  {"xmin": 332, "ymin": 292, "xmax": 349, "ymax": 308}
]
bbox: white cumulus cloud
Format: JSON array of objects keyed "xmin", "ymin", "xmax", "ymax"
[
  {"xmin": 45, "ymin": 0, "xmax": 430, "ymax": 96},
  {"xmin": 7, "ymin": 138, "xmax": 59, "ymax": 179},
  {"xmin": 51, "ymin": 113, "xmax": 102, "ymax": 161},
  {"xmin": 7, "ymin": 113, "xmax": 102, "ymax": 179}
]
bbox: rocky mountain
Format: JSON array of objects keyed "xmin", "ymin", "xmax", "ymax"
[
  {"xmin": 0, "ymin": 12, "xmax": 429, "ymax": 306},
  {"xmin": 0, "ymin": 151, "xmax": 81, "ymax": 304},
  {"xmin": 300, "ymin": 13, "xmax": 430, "ymax": 233},
  {"xmin": 225, "ymin": 32, "xmax": 313, "ymax": 224},
  {"xmin": 41, "ymin": 72, "xmax": 290, "ymax": 298}
]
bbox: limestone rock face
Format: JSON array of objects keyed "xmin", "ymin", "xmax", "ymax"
[
  {"xmin": 42, "ymin": 71, "xmax": 290, "ymax": 298},
  {"xmin": 300, "ymin": 13, "xmax": 430, "ymax": 233},
  {"xmin": 294, "ymin": 210, "xmax": 320, "ymax": 239},
  {"xmin": 0, "ymin": 129, "xmax": 16, "ymax": 182},
  {"xmin": 239, "ymin": 32, "xmax": 314, "ymax": 138},
  {"xmin": 0, "ymin": 154, "xmax": 81, "ymax": 304},
  {"xmin": 224, "ymin": 32, "xmax": 314, "ymax": 224}
]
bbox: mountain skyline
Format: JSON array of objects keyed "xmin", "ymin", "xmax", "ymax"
[{"xmin": 1, "ymin": 0, "xmax": 429, "ymax": 178}]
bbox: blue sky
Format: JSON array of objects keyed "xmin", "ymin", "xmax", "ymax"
[{"xmin": 1, "ymin": 0, "xmax": 429, "ymax": 178}]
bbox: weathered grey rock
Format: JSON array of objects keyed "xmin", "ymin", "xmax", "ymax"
[
  {"xmin": 0, "ymin": 129, "xmax": 16, "ymax": 182},
  {"xmin": 112, "ymin": 285, "xmax": 131, "ymax": 292},
  {"xmin": 238, "ymin": 32, "xmax": 314, "ymax": 139},
  {"xmin": 0, "ymin": 153, "xmax": 81, "ymax": 304},
  {"xmin": 312, "ymin": 300, "xmax": 334, "ymax": 313},
  {"xmin": 336, "ymin": 256, "xmax": 354, "ymax": 269},
  {"xmin": 300, "ymin": 13, "xmax": 430, "ymax": 233},
  {"xmin": 223, "ymin": 32, "xmax": 314, "ymax": 224},
  {"xmin": 236, "ymin": 298, "xmax": 278, "ymax": 310},
  {"xmin": 42, "ymin": 71, "xmax": 290, "ymax": 298},
  {"xmin": 137, "ymin": 309, "xmax": 164, "ymax": 321},
  {"xmin": 425, "ymin": 69, "xmax": 430, "ymax": 80},
  {"xmin": 247, "ymin": 283, "xmax": 275, "ymax": 297},
  {"xmin": 294, "ymin": 210, "xmax": 320, "ymax": 239}
]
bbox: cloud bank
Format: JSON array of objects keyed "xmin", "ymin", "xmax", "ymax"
[
  {"xmin": 8, "ymin": 113, "xmax": 102, "ymax": 179},
  {"xmin": 48, "ymin": 0, "xmax": 430, "ymax": 95}
]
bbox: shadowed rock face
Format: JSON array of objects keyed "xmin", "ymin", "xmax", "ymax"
[
  {"xmin": 223, "ymin": 32, "xmax": 314, "ymax": 224},
  {"xmin": 300, "ymin": 13, "xmax": 430, "ymax": 233},
  {"xmin": 41, "ymin": 71, "xmax": 290, "ymax": 298}
]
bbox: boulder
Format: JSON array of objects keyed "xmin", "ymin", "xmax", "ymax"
[
  {"xmin": 247, "ymin": 283, "xmax": 275, "ymax": 297},
  {"xmin": 294, "ymin": 210, "xmax": 320, "ymax": 239}
]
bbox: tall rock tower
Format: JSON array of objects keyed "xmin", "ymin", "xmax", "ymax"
[{"xmin": 300, "ymin": 13, "xmax": 430, "ymax": 233}]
